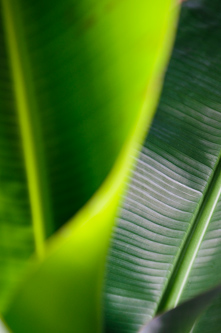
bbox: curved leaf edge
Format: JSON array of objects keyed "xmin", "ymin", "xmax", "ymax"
[{"xmin": 1, "ymin": 2, "xmax": 180, "ymax": 332}]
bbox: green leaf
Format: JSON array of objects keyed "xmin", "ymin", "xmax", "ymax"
[
  {"xmin": 0, "ymin": 0, "xmax": 178, "ymax": 332},
  {"xmin": 104, "ymin": 0, "xmax": 221, "ymax": 332},
  {"xmin": 140, "ymin": 285, "xmax": 221, "ymax": 333}
]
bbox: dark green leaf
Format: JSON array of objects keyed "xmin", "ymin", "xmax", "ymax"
[{"xmin": 104, "ymin": 0, "xmax": 221, "ymax": 332}]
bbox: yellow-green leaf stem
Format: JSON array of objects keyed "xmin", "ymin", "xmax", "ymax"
[
  {"xmin": 158, "ymin": 157, "xmax": 221, "ymax": 311},
  {"xmin": 2, "ymin": 0, "xmax": 53, "ymax": 258}
]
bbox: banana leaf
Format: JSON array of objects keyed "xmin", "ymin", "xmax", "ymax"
[
  {"xmin": 0, "ymin": 0, "xmax": 178, "ymax": 332},
  {"xmin": 104, "ymin": 0, "xmax": 221, "ymax": 332}
]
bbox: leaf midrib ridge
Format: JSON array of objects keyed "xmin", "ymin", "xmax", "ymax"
[
  {"xmin": 1, "ymin": 0, "xmax": 53, "ymax": 258},
  {"xmin": 157, "ymin": 154, "xmax": 221, "ymax": 313}
]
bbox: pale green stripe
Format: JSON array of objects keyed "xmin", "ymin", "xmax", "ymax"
[
  {"xmin": 2, "ymin": 0, "xmax": 52, "ymax": 258},
  {"xmin": 162, "ymin": 158, "xmax": 221, "ymax": 310}
]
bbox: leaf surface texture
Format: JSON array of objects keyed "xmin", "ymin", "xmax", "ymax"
[{"xmin": 104, "ymin": 0, "xmax": 221, "ymax": 331}]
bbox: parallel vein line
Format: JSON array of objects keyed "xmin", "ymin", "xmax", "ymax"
[{"xmin": 157, "ymin": 155, "xmax": 221, "ymax": 312}]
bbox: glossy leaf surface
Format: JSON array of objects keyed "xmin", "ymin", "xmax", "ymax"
[{"xmin": 104, "ymin": 0, "xmax": 221, "ymax": 332}]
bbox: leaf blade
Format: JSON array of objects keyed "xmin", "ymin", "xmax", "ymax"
[
  {"xmin": 104, "ymin": 1, "xmax": 221, "ymax": 331},
  {"xmin": 158, "ymin": 157, "xmax": 221, "ymax": 311},
  {"xmin": 0, "ymin": 0, "xmax": 179, "ymax": 331}
]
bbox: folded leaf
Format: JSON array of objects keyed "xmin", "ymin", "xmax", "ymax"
[
  {"xmin": 0, "ymin": 0, "xmax": 178, "ymax": 332},
  {"xmin": 104, "ymin": 0, "xmax": 221, "ymax": 332}
]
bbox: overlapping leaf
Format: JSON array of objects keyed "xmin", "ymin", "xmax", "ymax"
[
  {"xmin": 140, "ymin": 285, "xmax": 221, "ymax": 333},
  {"xmin": 0, "ymin": 0, "xmax": 178, "ymax": 332},
  {"xmin": 104, "ymin": 0, "xmax": 221, "ymax": 332}
]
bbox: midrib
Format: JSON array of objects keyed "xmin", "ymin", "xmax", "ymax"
[
  {"xmin": 2, "ymin": 0, "xmax": 52, "ymax": 258},
  {"xmin": 157, "ymin": 153, "xmax": 221, "ymax": 313}
]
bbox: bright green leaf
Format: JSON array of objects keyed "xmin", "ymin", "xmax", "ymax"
[{"xmin": 0, "ymin": 0, "xmax": 178, "ymax": 332}]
